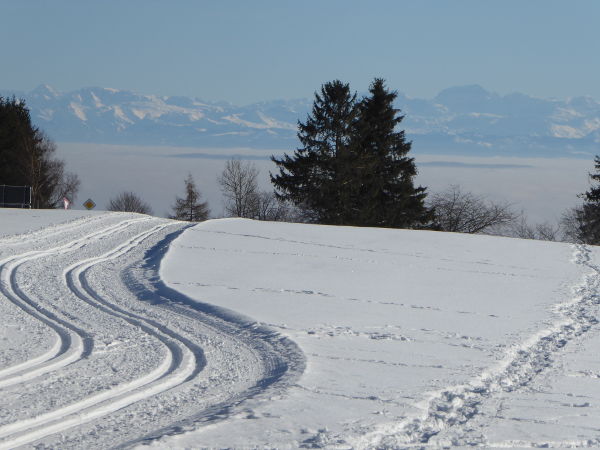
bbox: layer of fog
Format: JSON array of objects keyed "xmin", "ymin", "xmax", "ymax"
[{"xmin": 57, "ymin": 143, "xmax": 592, "ymax": 225}]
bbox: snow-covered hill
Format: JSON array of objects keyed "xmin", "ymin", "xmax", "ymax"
[
  {"xmin": 1, "ymin": 210, "xmax": 600, "ymax": 448},
  {"xmin": 3, "ymin": 84, "xmax": 600, "ymax": 156},
  {"xmin": 156, "ymin": 219, "xmax": 600, "ymax": 448}
]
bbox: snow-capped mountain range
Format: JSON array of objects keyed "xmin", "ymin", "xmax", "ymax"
[{"xmin": 3, "ymin": 84, "xmax": 600, "ymax": 157}]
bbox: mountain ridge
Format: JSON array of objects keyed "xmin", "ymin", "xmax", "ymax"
[{"xmin": 2, "ymin": 84, "xmax": 600, "ymax": 157}]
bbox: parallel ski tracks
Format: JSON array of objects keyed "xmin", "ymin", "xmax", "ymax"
[
  {"xmin": 0, "ymin": 216, "xmax": 304, "ymax": 448},
  {"xmin": 0, "ymin": 213, "xmax": 110, "ymax": 248},
  {"xmin": 0, "ymin": 221, "xmax": 201, "ymax": 449},
  {"xmin": 0, "ymin": 218, "xmax": 149, "ymax": 388}
]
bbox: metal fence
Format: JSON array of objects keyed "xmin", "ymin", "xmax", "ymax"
[{"xmin": 0, "ymin": 185, "xmax": 32, "ymax": 208}]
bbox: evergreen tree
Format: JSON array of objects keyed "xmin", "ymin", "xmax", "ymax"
[
  {"xmin": 271, "ymin": 80, "xmax": 357, "ymax": 224},
  {"xmin": 0, "ymin": 97, "xmax": 33, "ymax": 186},
  {"xmin": 577, "ymin": 156, "xmax": 600, "ymax": 244},
  {"xmin": 270, "ymin": 79, "xmax": 431, "ymax": 228},
  {"xmin": 170, "ymin": 174, "xmax": 210, "ymax": 222},
  {"xmin": 0, "ymin": 97, "xmax": 80, "ymax": 208},
  {"xmin": 349, "ymin": 78, "xmax": 432, "ymax": 228}
]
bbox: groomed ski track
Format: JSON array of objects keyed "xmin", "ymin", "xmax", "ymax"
[
  {"xmin": 3, "ymin": 212, "xmax": 599, "ymax": 448},
  {"xmin": 0, "ymin": 213, "xmax": 304, "ymax": 448}
]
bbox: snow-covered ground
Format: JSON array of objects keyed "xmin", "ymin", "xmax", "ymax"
[
  {"xmin": 0, "ymin": 209, "xmax": 104, "ymax": 239},
  {"xmin": 1, "ymin": 209, "xmax": 600, "ymax": 448},
  {"xmin": 154, "ymin": 219, "xmax": 600, "ymax": 448}
]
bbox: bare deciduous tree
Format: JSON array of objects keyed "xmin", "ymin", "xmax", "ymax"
[
  {"xmin": 429, "ymin": 185, "xmax": 516, "ymax": 234},
  {"xmin": 27, "ymin": 132, "xmax": 80, "ymax": 208},
  {"xmin": 218, "ymin": 159, "xmax": 260, "ymax": 218},
  {"xmin": 108, "ymin": 191, "xmax": 153, "ymax": 215},
  {"xmin": 170, "ymin": 174, "xmax": 210, "ymax": 222},
  {"xmin": 253, "ymin": 191, "xmax": 295, "ymax": 221},
  {"xmin": 217, "ymin": 159, "xmax": 300, "ymax": 222},
  {"xmin": 45, "ymin": 162, "xmax": 80, "ymax": 208},
  {"xmin": 534, "ymin": 222, "xmax": 560, "ymax": 241},
  {"xmin": 560, "ymin": 206, "xmax": 586, "ymax": 243},
  {"xmin": 511, "ymin": 213, "xmax": 559, "ymax": 241}
]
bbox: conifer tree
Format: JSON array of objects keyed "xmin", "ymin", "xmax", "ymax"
[
  {"xmin": 170, "ymin": 174, "xmax": 210, "ymax": 222},
  {"xmin": 271, "ymin": 80, "xmax": 357, "ymax": 224},
  {"xmin": 349, "ymin": 78, "xmax": 432, "ymax": 228},
  {"xmin": 0, "ymin": 97, "xmax": 79, "ymax": 208},
  {"xmin": 271, "ymin": 79, "xmax": 431, "ymax": 228},
  {"xmin": 576, "ymin": 156, "xmax": 600, "ymax": 244}
]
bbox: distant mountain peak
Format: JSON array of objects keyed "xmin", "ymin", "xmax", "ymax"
[
  {"xmin": 1, "ymin": 84, "xmax": 600, "ymax": 157},
  {"xmin": 31, "ymin": 84, "xmax": 60, "ymax": 99},
  {"xmin": 438, "ymin": 84, "xmax": 491, "ymax": 95},
  {"xmin": 434, "ymin": 85, "xmax": 497, "ymax": 103}
]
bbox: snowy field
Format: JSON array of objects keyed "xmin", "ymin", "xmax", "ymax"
[
  {"xmin": 1, "ymin": 209, "xmax": 600, "ymax": 448},
  {"xmin": 0, "ymin": 209, "xmax": 104, "ymax": 239}
]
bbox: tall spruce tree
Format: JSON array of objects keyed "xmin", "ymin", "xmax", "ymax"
[
  {"xmin": 0, "ymin": 97, "xmax": 80, "ymax": 208},
  {"xmin": 271, "ymin": 79, "xmax": 431, "ymax": 228},
  {"xmin": 576, "ymin": 155, "xmax": 600, "ymax": 244},
  {"xmin": 0, "ymin": 97, "xmax": 33, "ymax": 186},
  {"xmin": 271, "ymin": 80, "xmax": 357, "ymax": 224},
  {"xmin": 170, "ymin": 174, "xmax": 210, "ymax": 222},
  {"xmin": 349, "ymin": 78, "xmax": 432, "ymax": 228}
]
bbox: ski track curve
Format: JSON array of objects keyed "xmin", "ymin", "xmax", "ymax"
[
  {"xmin": 0, "ymin": 223, "xmax": 199, "ymax": 448},
  {"xmin": 0, "ymin": 216, "xmax": 305, "ymax": 448},
  {"xmin": 356, "ymin": 243, "xmax": 600, "ymax": 449},
  {"xmin": 119, "ymin": 227, "xmax": 306, "ymax": 448},
  {"xmin": 0, "ymin": 218, "xmax": 149, "ymax": 388}
]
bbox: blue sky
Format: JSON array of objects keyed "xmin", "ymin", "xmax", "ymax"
[{"xmin": 1, "ymin": 0, "xmax": 598, "ymax": 104}]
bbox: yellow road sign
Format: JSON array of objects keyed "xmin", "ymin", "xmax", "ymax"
[{"xmin": 83, "ymin": 199, "xmax": 96, "ymax": 210}]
